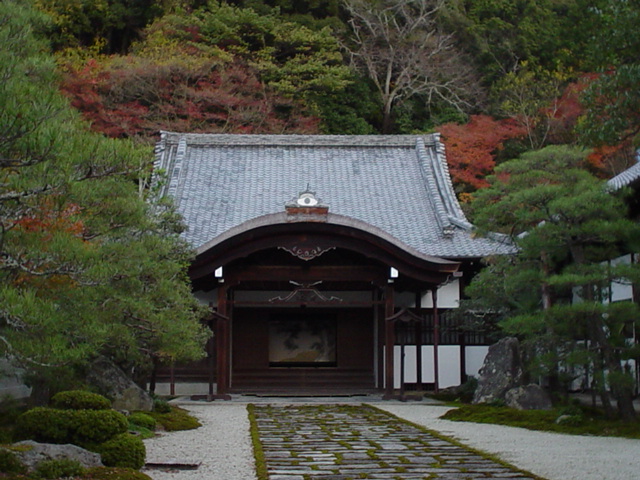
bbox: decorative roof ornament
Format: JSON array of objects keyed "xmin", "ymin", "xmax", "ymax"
[
  {"xmin": 285, "ymin": 187, "xmax": 329, "ymax": 222},
  {"xmin": 286, "ymin": 185, "xmax": 323, "ymax": 208}
]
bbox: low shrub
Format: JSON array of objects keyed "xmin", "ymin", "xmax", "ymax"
[
  {"xmin": 51, "ymin": 391, "xmax": 111, "ymax": 411},
  {"xmin": 72, "ymin": 410, "xmax": 129, "ymax": 447},
  {"xmin": 15, "ymin": 407, "xmax": 72, "ymax": 444},
  {"xmin": 98, "ymin": 434, "xmax": 146, "ymax": 469},
  {"xmin": 15, "ymin": 408, "xmax": 128, "ymax": 448},
  {"xmin": 33, "ymin": 459, "xmax": 86, "ymax": 479},
  {"xmin": 128, "ymin": 413, "xmax": 156, "ymax": 431},
  {"xmin": 146, "ymin": 406, "xmax": 200, "ymax": 432},
  {"xmin": 85, "ymin": 467, "xmax": 152, "ymax": 480},
  {"xmin": 0, "ymin": 449, "xmax": 27, "ymax": 474}
]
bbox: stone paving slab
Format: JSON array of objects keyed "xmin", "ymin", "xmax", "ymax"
[{"xmin": 251, "ymin": 405, "xmax": 542, "ymax": 480}]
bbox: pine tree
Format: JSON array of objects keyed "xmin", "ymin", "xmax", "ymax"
[{"xmin": 468, "ymin": 145, "xmax": 640, "ymax": 420}]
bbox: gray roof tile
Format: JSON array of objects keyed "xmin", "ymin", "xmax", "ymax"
[{"xmin": 155, "ymin": 133, "xmax": 514, "ymax": 259}]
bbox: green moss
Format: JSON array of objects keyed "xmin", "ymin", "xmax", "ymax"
[
  {"xmin": 85, "ymin": 467, "xmax": 152, "ymax": 480},
  {"xmin": 0, "ymin": 449, "xmax": 27, "ymax": 474},
  {"xmin": 441, "ymin": 404, "xmax": 640, "ymax": 439},
  {"xmin": 246, "ymin": 405, "xmax": 269, "ymax": 480},
  {"xmin": 146, "ymin": 406, "xmax": 200, "ymax": 432},
  {"xmin": 33, "ymin": 459, "xmax": 86, "ymax": 479}
]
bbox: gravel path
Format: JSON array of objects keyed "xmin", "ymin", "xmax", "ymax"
[
  {"xmin": 143, "ymin": 404, "xmax": 257, "ymax": 480},
  {"xmin": 378, "ymin": 404, "xmax": 640, "ymax": 480},
  {"xmin": 142, "ymin": 399, "xmax": 640, "ymax": 480}
]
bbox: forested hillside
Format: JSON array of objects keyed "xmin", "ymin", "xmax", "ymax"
[{"xmin": 30, "ymin": 0, "xmax": 639, "ymax": 195}]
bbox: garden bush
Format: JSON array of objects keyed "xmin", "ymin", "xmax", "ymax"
[
  {"xmin": 15, "ymin": 407, "xmax": 73, "ymax": 444},
  {"xmin": 15, "ymin": 408, "xmax": 128, "ymax": 448},
  {"xmin": 128, "ymin": 413, "xmax": 156, "ymax": 431},
  {"xmin": 51, "ymin": 390, "xmax": 111, "ymax": 411},
  {"xmin": 85, "ymin": 467, "xmax": 152, "ymax": 480},
  {"xmin": 0, "ymin": 449, "xmax": 27, "ymax": 474},
  {"xmin": 98, "ymin": 434, "xmax": 146, "ymax": 469},
  {"xmin": 72, "ymin": 410, "xmax": 129, "ymax": 446},
  {"xmin": 33, "ymin": 459, "xmax": 86, "ymax": 479}
]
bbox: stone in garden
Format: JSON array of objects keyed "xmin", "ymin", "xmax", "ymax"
[
  {"xmin": 505, "ymin": 384, "xmax": 552, "ymax": 410},
  {"xmin": 87, "ymin": 357, "xmax": 153, "ymax": 411},
  {"xmin": 8, "ymin": 441, "xmax": 103, "ymax": 471},
  {"xmin": 472, "ymin": 337, "xmax": 523, "ymax": 404}
]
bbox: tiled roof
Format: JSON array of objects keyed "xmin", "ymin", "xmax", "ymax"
[
  {"xmin": 154, "ymin": 133, "xmax": 514, "ymax": 259},
  {"xmin": 608, "ymin": 161, "xmax": 640, "ymax": 190}
]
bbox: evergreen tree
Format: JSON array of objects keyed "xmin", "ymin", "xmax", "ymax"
[
  {"xmin": 0, "ymin": 0, "xmax": 209, "ymax": 393},
  {"xmin": 468, "ymin": 145, "xmax": 640, "ymax": 420}
]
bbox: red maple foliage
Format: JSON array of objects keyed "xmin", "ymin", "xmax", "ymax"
[
  {"xmin": 60, "ymin": 57, "xmax": 320, "ymax": 141},
  {"xmin": 439, "ymin": 115, "xmax": 526, "ymax": 194}
]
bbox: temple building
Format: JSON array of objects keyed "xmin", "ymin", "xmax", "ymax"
[{"xmin": 153, "ymin": 133, "xmax": 513, "ymax": 398}]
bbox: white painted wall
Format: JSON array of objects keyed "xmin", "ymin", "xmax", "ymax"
[
  {"xmin": 385, "ymin": 344, "xmax": 488, "ymax": 389},
  {"xmin": 394, "ymin": 279, "xmax": 460, "ymax": 309}
]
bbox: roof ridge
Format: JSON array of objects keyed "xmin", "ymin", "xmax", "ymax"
[{"xmin": 158, "ymin": 131, "xmax": 439, "ymax": 148}]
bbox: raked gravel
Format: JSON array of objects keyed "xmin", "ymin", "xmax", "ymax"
[{"xmin": 142, "ymin": 400, "xmax": 640, "ymax": 480}]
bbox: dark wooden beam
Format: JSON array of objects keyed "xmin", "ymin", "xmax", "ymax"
[{"xmin": 224, "ymin": 265, "xmax": 386, "ymax": 285}]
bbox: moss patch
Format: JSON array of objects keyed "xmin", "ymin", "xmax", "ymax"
[
  {"xmin": 441, "ymin": 404, "xmax": 640, "ymax": 439},
  {"xmin": 146, "ymin": 406, "xmax": 200, "ymax": 432}
]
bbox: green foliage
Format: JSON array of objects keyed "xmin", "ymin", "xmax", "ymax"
[
  {"xmin": 51, "ymin": 390, "xmax": 111, "ymax": 411},
  {"xmin": 15, "ymin": 407, "xmax": 73, "ymax": 444},
  {"xmin": 34, "ymin": 459, "xmax": 86, "ymax": 479},
  {"xmin": 85, "ymin": 467, "xmax": 152, "ymax": 480},
  {"xmin": 576, "ymin": 1, "xmax": 640, "ymax": 148},
  {"xmin": 97, "ymin": 434, "xmax": 146, "ymax": 470},
  {"xmin": 468, "ymin": 145, "xmax": 640, "ymax": 420},
  {"xmin": 0, "ymin": 0, "xmax": 210, "ymax": 387},
  {"xmin": 146, "ymin": 406, "xmax": 200, "ymax": 431},
  {"xmin": 128, "ymin": 412, "xmax": 156, "ymax": 431},
  {"xmin": 15, "ymin": 407, "xmax": 128, "ymax": 448},
  {"xmin": 0, "ymin": 449, "xmax": 27, "ymax": 474}
]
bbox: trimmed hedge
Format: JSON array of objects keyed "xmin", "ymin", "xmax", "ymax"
[
  {"xmin": 98, "ymin": 434, "xmax": 146, "ymax": 469},
  {"xmin": 51, "ymin": 390, "xmax": 111, "ymax": 411},
  {"xmin": 16, "ymin": 408, "xmax": 128, "ymax": 448}
]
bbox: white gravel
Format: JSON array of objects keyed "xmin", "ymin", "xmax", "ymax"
[
  {"xmin": 378, "ymin": 404, "xmax": 640, "ymax": 480},
  {"xmin": 143, "ymin": 404, "xmax": 257, "ymax": 480},
  {"xmin": 142, "ymin": 400, "xmax": 640, "ymax": 480}
]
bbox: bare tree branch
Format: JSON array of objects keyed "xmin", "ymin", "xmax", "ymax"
[{"xmin": 341, "ymin": 0, "xmax": 483, "ymax": 132}]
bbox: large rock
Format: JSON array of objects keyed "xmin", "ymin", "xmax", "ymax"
[
  {"xmin": 0, "ymin": 358, "xmax": 32, "ymax": 400},
  {"xmin": 87, "ymin": 357, "xmax": 153, "ymax": 412},
  {"xmin": 8, "ymin": 441, "xmax": 102, "ymax": 471},
  {"xmin": 473, "ymin": 337, "xmax": 523, "ymax": 404},
  {"xmin": 505, "ymin": 384, "xmax": 552, "ymax": 410}
]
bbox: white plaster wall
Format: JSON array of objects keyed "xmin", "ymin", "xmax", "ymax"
[
  {"xmin": 610, "ymin": 254, "xmax": 634, "ymax": 302},
  {"xmin": 387, "ymin": 345, "xmax": 463, "ymax": 389},
  {"xmin": 465, "ymin": 346, "xmax": 489, "ymax": 378},
  {"xmin": 194, "ymin": 289, "xmax": 218, "ymax": 305},
  {"xmin": 394, "ymin": 279, "xmax": 460, "ymax": 309}
]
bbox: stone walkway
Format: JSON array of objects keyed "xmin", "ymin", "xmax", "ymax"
[{"xmin": 251, "ymin": 404, "xmax": 541, "ymax": 480}]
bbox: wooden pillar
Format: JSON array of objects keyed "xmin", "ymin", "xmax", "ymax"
[
  {"xmin": 432, "ymin": 288, "xmax": 440, "ymax": 394},
  {"xmin": 415, "ymin": 291, "xmax": 423, "ymax": 391},
  {"xmin": 383, "ymin": 285, "xmax": 395, "ymax": 399},
  {"xmin": 213, "ymin": 285, "xmax": 232, "ymax": 400}
]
